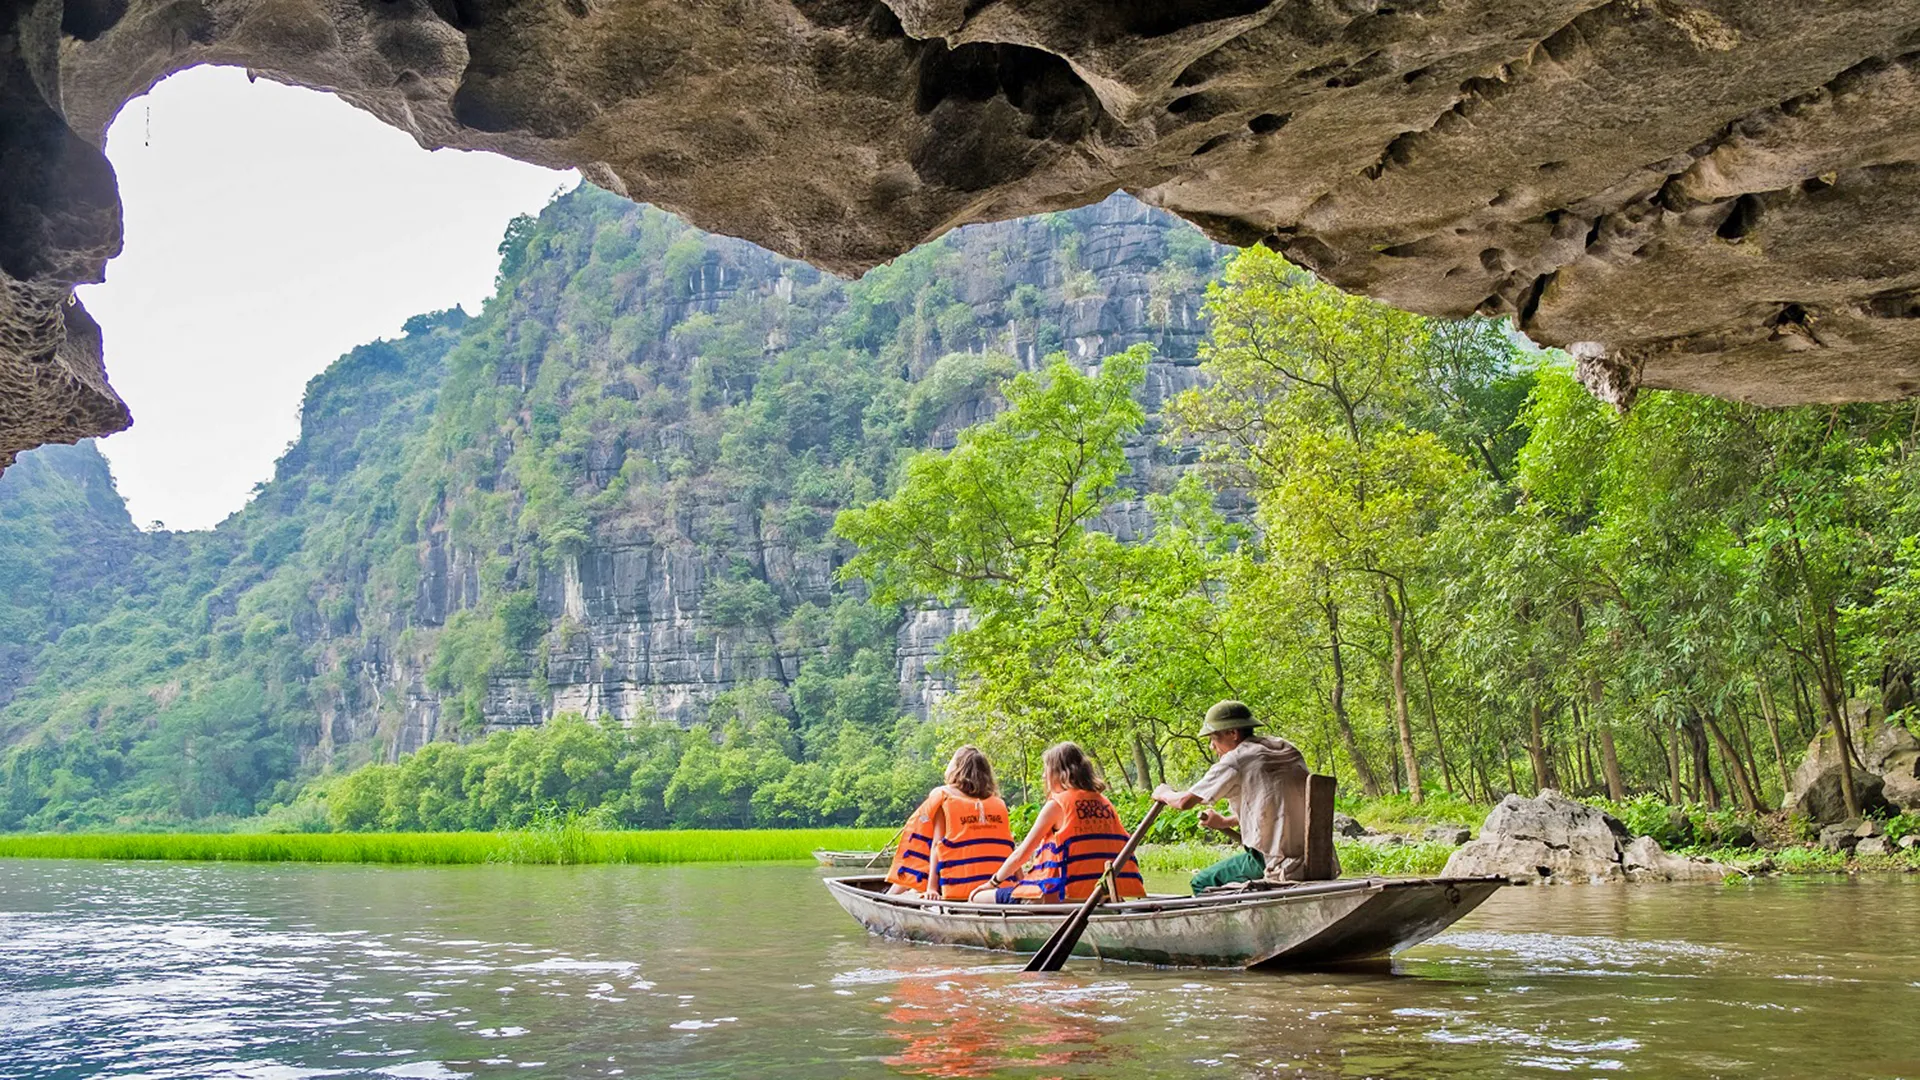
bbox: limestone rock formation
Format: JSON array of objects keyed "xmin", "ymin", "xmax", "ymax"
[
  {"xmin": 1442, "ymin": 789, "xmax": 1732, "ymax": 883},
  {"xmin": 1863, "ymin": 720, "xmax": 1920, "ymax": 811},
  {"xmin": 12, "ymin": 0, "xmax": 1920, "ymax": 467},
  {"xmin": 1620, "ymin": 835, "xmax": 1734, "ymax": 883},
  {"xmin": 1784, "ymin": 724, "xmax": 1904, "ymax": 823},
  {"xmin": 340, "ymin": 192, "xmax": 1222, "ymax": 751},
  {"xmin": 1442, "ymin": 789, "xmax": 1632, "ymax": 883}
]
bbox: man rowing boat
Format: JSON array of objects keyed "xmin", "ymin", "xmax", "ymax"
[{"xmin": 1152, "ymin": 699, "xmax": 1338, "ymax": 893}]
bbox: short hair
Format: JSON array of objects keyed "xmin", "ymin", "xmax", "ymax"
[
  {"xmin": 1041, "ymin": 741, "xmax": 1105, "ymax": 793},
  {"xmin": 944, "ymin": 745, "xmax": 998, "ymax": 799}
]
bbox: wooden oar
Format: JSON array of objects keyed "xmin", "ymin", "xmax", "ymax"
[
  {"xmin": 1023, "ymin": 801, "xmax": 1162, "ymax": 973},
  {"xmin": 864, "ymin": 826, "xmax": 905, "ymax": 869}
]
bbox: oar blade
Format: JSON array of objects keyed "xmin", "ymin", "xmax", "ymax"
[{"xmin": 1023, "ymin": 887, "xmax": 1102, "ymax": 972}]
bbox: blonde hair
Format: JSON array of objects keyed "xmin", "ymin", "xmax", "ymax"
[
  {"xmin": 944, "ymin": 745, "xmax": 998, "ymax": 799},
  {"xmin": 1041, "ymin": 742, "xmax": 1104, "ymax": 793}
]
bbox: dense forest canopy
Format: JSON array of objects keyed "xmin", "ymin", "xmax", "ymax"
[
  {"xmin": 843, "ymin": 247, "xmax": 1920, "ymax": 825},
  {"xmin": 2, "ymin": 186, "xmax": 1917, "ymax": 834}
]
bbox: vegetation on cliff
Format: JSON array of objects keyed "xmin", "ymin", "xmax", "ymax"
[{"xmin": 0, "ymin": 188, "xmax": 1223, "ymax": 831}]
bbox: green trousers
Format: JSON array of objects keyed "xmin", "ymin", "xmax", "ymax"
[{"xmin": 1190, "ymin": 847, "xmax": 1264, "ymax": 895}]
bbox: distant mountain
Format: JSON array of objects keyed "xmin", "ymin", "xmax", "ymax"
[
  {"xmin": 0, "ymin": 441, "xmax": 141, "ymax": 709},
  {"xmin": 0, "ymin": 187, "xmax": 1225, "ymax": 829}
]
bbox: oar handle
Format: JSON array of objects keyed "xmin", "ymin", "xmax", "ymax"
[{"xmin": 1107, "ymin": 799, "xmax": 1161, "ymax": 879}]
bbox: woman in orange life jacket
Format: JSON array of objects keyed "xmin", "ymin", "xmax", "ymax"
[
  {"xmin": 968, "ymin": 742, "xmax": 1146, "ymax": 904},
  {"xmin": 882, "ymin": 746, "xmax": 1015, "ymax": 900}
]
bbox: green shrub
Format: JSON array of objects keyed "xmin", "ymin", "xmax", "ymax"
[
  {"xmin": 1884, "ymin": 812, "xmax": 1920, "ymax": 843},
  {"xmin": 1336, "ymin": 790, "xmax": 1490, "ymax": 833}
]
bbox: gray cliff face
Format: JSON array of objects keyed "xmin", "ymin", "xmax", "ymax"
[
  {"xmin": 302, "ymin": 194, "xmax": 1228, "ymax": 757},
  {"xmin": 533, "ymin": 537, "xmax": 828, "ymax": 728}
]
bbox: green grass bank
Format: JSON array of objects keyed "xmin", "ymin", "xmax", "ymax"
[{"xmin": 0, "ymin": 828, "xmax": 895, "ymax": 866}]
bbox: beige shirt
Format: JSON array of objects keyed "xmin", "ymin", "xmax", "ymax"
[{"xmin": 1190, "ymin": 734, "xmax": 1310, "ymax": 880}]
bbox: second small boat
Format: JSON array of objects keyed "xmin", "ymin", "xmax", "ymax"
[{"xmin": 813, "ymin": 849, "xmax": 892, "ymax": 868}]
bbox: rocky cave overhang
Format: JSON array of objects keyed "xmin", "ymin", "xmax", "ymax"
[{"xmin": 8, "ymin": 0, "xmax": 1920, "ymax": 470}]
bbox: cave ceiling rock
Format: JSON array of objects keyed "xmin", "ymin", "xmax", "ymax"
[{"xmin": 7, "ymin": 0, "xmax": 1920, "ymax": 470}]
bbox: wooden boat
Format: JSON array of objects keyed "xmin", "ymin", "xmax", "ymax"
[
  {"xmin": 823, "ymin": 873, "xmax": 1504, "ymax": 969},
  {"xmin": 813, "ymin": 849, "xmax": 893, "ymax": 868}
]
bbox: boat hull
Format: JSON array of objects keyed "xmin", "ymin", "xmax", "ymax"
[
  {"xmin": 813, "ymin": 850, "xmax": 891, "ymax": 868},
  {"xmin": 823, "ymin": 874, "xmax": 1502, "ymax": 968}
]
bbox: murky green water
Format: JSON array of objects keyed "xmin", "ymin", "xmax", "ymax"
[{"xmin": 2, "ymin": 860, "xmax": 1915, "ymax": 1079}]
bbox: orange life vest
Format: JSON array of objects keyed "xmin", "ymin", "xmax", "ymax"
[
  {"xmin": 1009, "ymin": 789, "xmax": 1146, "ymax": 903},
  {"xmin": 884, "ymin": 790, "xmax": 942, "ymax": 893},
  {"xmin": 927, "ymin": 793, "xmax": 1014, "ymax": 900},
  {"xmin": 883, "ymin": 788, "xmax": 1015, "ymax": 899}
]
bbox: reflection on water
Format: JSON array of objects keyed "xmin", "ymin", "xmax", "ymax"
[
  {"xmin": 2, "ymin": 860, "xmax": 1917, "ymax": 1078},
  {"xmin": 881, "ymin": 970, "xmax": 1111, "ymax": 1077}
]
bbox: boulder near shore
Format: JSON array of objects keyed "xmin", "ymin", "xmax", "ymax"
[
  {"xmin": 1442, "ymin": 790, "xmax": 1732, "ymax": 884},
  {"xmin": 1784, "ymin": 719, "xmax": 1920, "ymax": 825}
]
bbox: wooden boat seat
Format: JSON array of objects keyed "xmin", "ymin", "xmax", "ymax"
[{"xmin": 1305, "ymin": 773, "xmax": 1337, "ymax": 881}]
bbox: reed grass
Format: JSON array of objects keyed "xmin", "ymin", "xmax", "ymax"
[
  {"xmin": 0, "ymin": 828, "xmax": 896, "ymax": 866},
  {"xmin": 1332, "ymin": 839, "xmax": 1456, "ymax": 877}
]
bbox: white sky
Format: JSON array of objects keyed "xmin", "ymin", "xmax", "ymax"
[{"xmin": 79, "ymin": 65, "xmax": 575, "ymax": 531}]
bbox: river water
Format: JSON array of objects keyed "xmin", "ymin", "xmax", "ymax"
[{"xmin": 1, "ymin": 860, "xmax": 1915, "ymax": 1079}]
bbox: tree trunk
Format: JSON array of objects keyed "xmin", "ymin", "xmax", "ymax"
[
  {"xmin": 1402, "ymin": 583, "xmax": 1457, "ymax": 795},
  {"xmin": 1131, "ymin": 734, "xmax": 1153, "ymax": 794},
  {"xmin": 1572, "ymin": 699, "xmax": 1597, "ymax": 794},
  {"xmin": 1464, "ymin": 696, "xmax": 1494, "ymax": 801},
  {"xmin": 1728, "ymin": 700, "xmax": 1768, "ymax": 809},
  {"xmin": 1793, "ymin": 667, "xmax": 1818, "ymax": 743},
  {"xmin": 1590, "ymin": 676, "xmax": 1626, "ymax": 801},
  {"xmin": 1811, "ymin": 663, "xmax": 1858, "ymax": 816},
  {"xmin": 1812, "ymin": 603, "xmax": 1860, "ymax": 818},
  {"xmin": 1387, "ymin": 724, "xmax": 1403, "ymax": 793},
  {"xmin": 1599, "ymin": 725, "xmax": 1626, "ymax": 801},
  {"xmin": 1327, "ymin": 600, "xmax": 1382, "ymax": 797},
  {"xmin": 1381, "ymin": 583, "xmax": 1423, "ymax": 803},
  {"xmin": 1686, "ymin": 711, "xmax": 1721, "ymax": 810},
  {"xmin": 1527, "ymin": 697, "xmax": 1551, "ymax": 795},
  {"xmin": 1754, "ymin": 673, "xmax": 1792, "ymax": 797},
  {"xmin": 1707, "ymin": 713, "xmax": 1762, "ymax": 814},
  {"xmin": 1656, "ymin": 724, "xmax": 1684, "ymax": 804},
  {"xmin": 1501, "ymin": 732, "xmax": 1519, "ymax": 798}
]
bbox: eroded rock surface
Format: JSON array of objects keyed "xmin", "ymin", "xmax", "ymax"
[
  {"xmin": 1443, "ymin": 789, "xmax": 1631, "ymax": 882},
  {"xmin": 13, "ymin": 0, "xmax": 1920, "ymax": 465},
  {"xmin": 1620, "ymin": 835, "xmax": 1734, "ymax": 883},
  {"xmin": 1443, "ymin": 789, "xmax": 1732, "ymax": 883},
  {"xmin": 1785, "ymin": 724, "xmax": 1903, "ymax": 823}
]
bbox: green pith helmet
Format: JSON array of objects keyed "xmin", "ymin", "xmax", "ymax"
[{"xmin": 1198, "ymin": 699, "xmax": 1259, "ymax": 736}]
